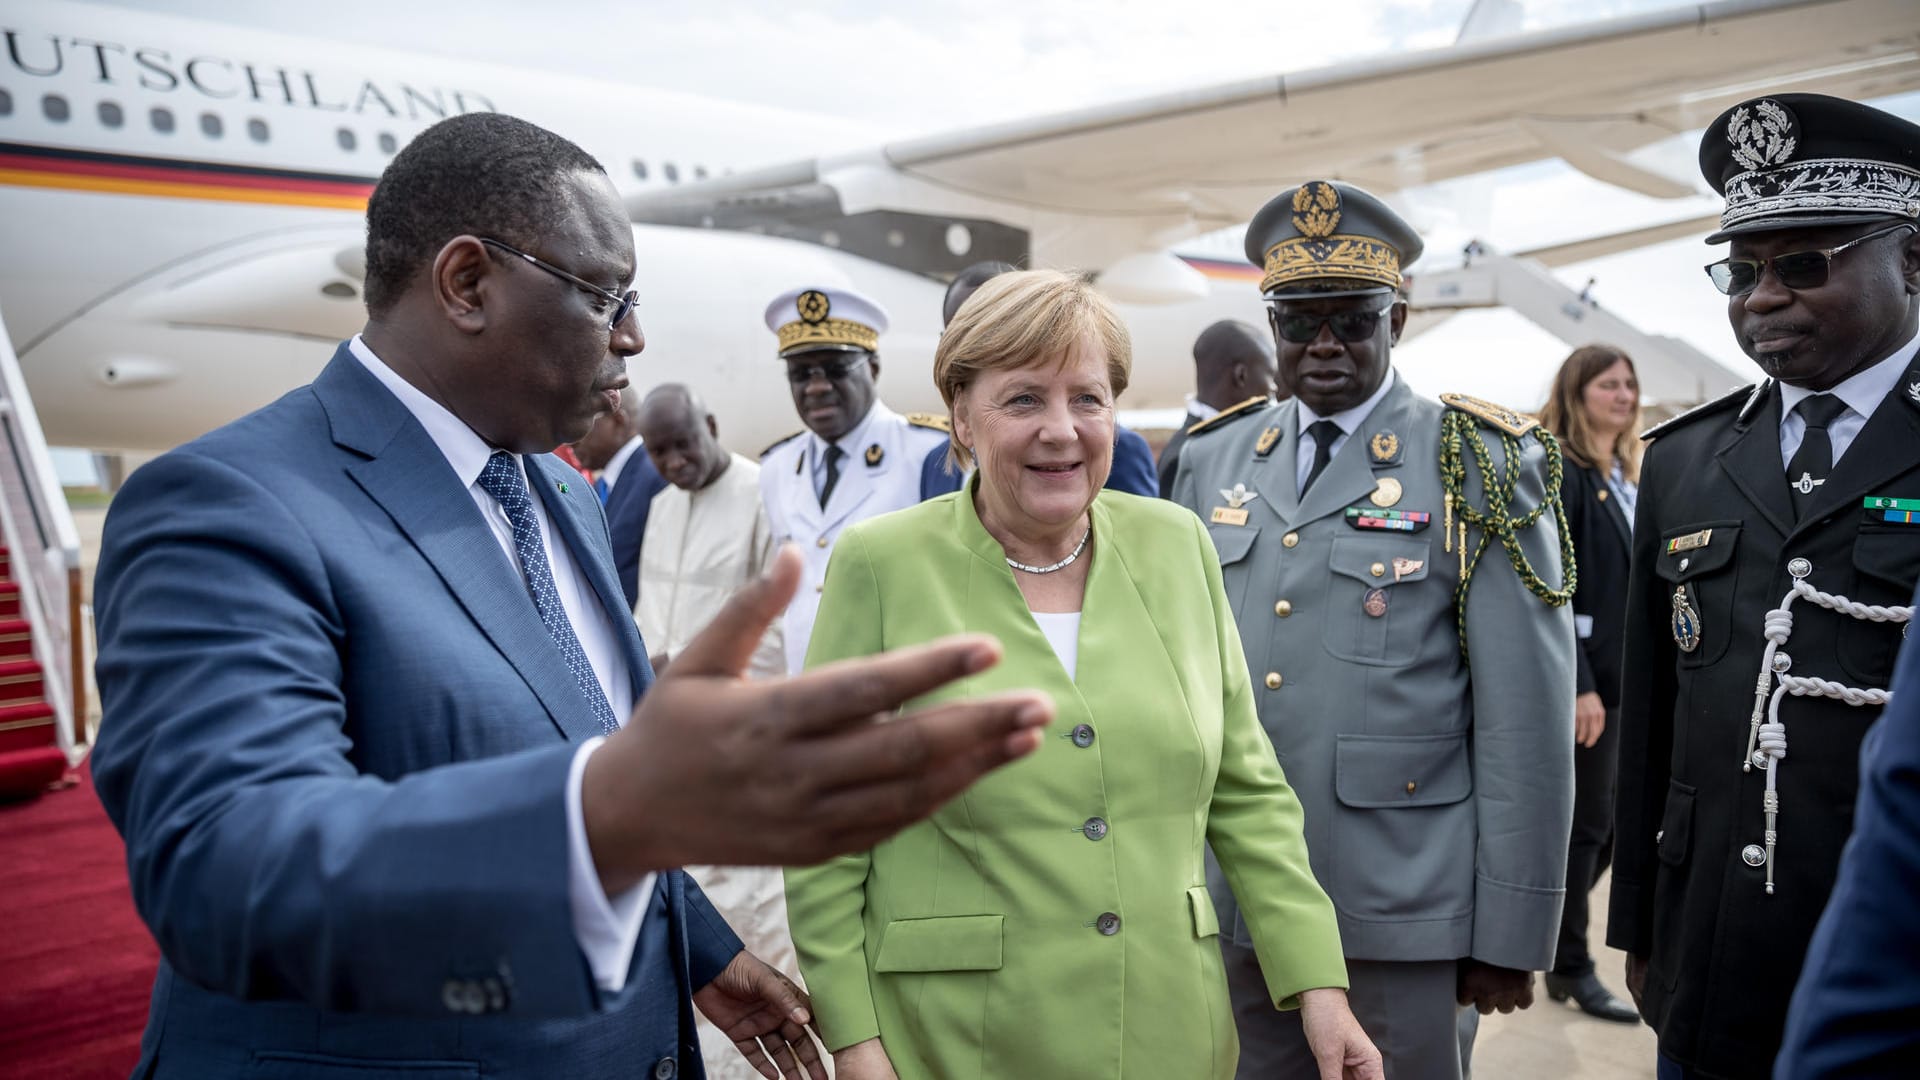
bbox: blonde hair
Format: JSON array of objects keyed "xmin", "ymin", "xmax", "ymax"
[
  {"xmin": 1539, "ymin": 344, "xmax": 1643, "ymax": 484},
  {"xmin": 933, "ymin": 269, "xmax": 1132, "ymax": 470}
]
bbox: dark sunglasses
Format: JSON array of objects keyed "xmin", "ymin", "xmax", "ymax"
[
  {"xmin": 479, "ymin": 237, "xmax": 639, "ymax": 331},
  {"xmin": 1273, "ymin": 301, "xmax": 1395, "ymax": 344},
  {"xmin": 785, "ymin": 355, "xmax": 866, "ymax": 385},
  {"xmin": 1704, "ymin": 222, "xmax": 1916, "ymax": 297}
]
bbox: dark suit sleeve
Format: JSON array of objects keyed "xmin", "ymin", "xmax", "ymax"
[
  {"xmin": 680, "ymin": 872, "xmax": 746, "ymax": 989},
  {"xmin": 1564, "ymin": 467, "xmax": 1600, "ymax": 698},
  {"xmin": 1607, "ymin": 438, "xmax": 1682, "ymax": 959},
  {"xmin": 1775, "ymin": 582, "xmax": 1920, "ymax": 1077},
  {"xmin": 919, "ymin": 443, "xmax": 964, "ymax": 500},
  {"xmin": 1104, "ymin": 428, "xmax": 1158, "ymax": 497},
  {"xmin": 91, "ymin": 451, "xmax": 601, "ymax": 1017},
  {"xmin": 1156, "ymin": 427, "xmax": 1188, "ymax": 500}
]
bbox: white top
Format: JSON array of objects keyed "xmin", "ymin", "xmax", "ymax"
[
  {"xmin": 1031, "ymin": 610, "xmax": 1083, "ymax": 680},
  {"xmin": 638, "ymin": 454, "xmax": 785, "ymax": 679},
  {"xmin": 1778, "ymin": 329, "xmax": 1917, "ymax": 466},
  {"xmin": 349, "ymin": 335, "xmax": 650, "ymax": 993},
  {"xmin": 1295, "ymin": 371, "xmax": 1399, "ymax": 496},
  {"xmin": 1185, "ymin": 393, "xmax": 1221, "ymax": 422},
  {"xmin": 599, "ymin": 435, "xmax": 645, "ymax": 491}
]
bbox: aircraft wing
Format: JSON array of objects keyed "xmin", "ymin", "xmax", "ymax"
[{"xmin": 627, "ymin": 0, "xmax": 1920, "ymax": 271}]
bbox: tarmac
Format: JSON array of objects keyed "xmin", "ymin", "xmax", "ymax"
[{"xmin": 70, "ymin": 504, "xmax": 1657, "ymax": 1078}]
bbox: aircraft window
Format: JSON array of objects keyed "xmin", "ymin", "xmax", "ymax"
[
  {"xmin": 664, "ymin": 163, "xmax": 679, "ymax": 183},
  {"xmin": 98, "ymin": 101, "xmax": 124, "ymax": 128},
  {"xmin": 632, "ymin": 159, "xmax": 648, "ymax": 181},
  {"xmin": 42, "ymin": 94, "xmax": 70, "ymax": 123},
  {"xmin": 150, "ymin": 106, "xmax": 174, "ymax": 134},
  {"xmin": 247, "ymin": 118, "xmax": 269, "ymax": 143},
  {"xmin": 694, "ymin": 165, "xmax": 708, "ymax": 180},
  {"xmin": 378, "ymin": 132, "xmax": 397, "ymax": 155},
  {"xmin": 200, "ymin": 112, "xmax": 223, "ymax": 139},
  {"xmin": 336, "ymin": 127, "xmax": 357, "ymax": 152},
  {"xmin": 0, "ymin": 88, "xmax": 11, "ymax": 117}
]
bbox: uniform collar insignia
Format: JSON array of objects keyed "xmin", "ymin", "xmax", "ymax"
[
  {"xmin": 1255, "ymin": 426, "xmax": 1281, "ymax": 457},
  {"xmin": 1369, "ymin": 431, "xmax": 1400, "ymax": 463},
  {"xmin": 865, "ymin": 443, "xmax": 884, "ymax": 467}
]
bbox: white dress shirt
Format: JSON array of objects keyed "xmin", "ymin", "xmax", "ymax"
[
  {"xmin": 600, "ymin": 435, "xmax": 645, "ymax": 492},
  {"xmin": 349, "ymin": 336, "xmax": 651, "ymax": 992},
  {"xmin": 1295, "ymin": 371, "xmax": 1400, "ymax": 496},
  {"xmin": 1778, "ymin": 330, "xmax": 1918, "ymax": 467},
  {"xmin": 1185, "ymin": 394, "xmax": 1221, "ymax": 423}
]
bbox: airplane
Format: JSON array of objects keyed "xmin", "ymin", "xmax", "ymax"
[{"xmin": 0, "ymin": 0, "xmax": 1915, "ymax": 462}]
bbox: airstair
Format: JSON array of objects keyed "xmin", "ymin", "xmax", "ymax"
[{"xmin": 0, "ymin": 306, "xmax": 86, "ymax": 798}]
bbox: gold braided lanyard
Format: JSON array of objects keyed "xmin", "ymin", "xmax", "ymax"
[{"xmin": 1439, "ymin": 413, "xmax": 1578, "ymax": 661}]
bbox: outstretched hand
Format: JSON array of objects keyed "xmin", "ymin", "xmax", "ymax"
[{"xmin": 585, "ymin": 545, "xmax": 1053, "ymax": 887}]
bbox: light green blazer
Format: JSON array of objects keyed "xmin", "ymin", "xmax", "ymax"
[{"xmin": 786, "ymin": 486, "xmax": 1347, "ymax": 1080}]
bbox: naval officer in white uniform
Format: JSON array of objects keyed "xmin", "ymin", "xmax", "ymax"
[{"xmin": 760, "ymin": 285, "xmax": 950, "ymax": 674}]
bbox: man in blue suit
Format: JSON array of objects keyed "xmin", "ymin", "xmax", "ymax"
[
  {"xmin": 1775, "ymin": 580, "xmax": 1920, "ymax": 1077},
  {"xmin": 91, "ymin": 113, "xmax": 1051, "ymax": 1079},
  {"xmin": 573, "ymin": 387, "xmax": 667, "ymax": 609}
]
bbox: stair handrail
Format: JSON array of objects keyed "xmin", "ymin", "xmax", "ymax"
[{"xmin": 0, "ymin": 304, "xmax": 85, "ymax": 755}]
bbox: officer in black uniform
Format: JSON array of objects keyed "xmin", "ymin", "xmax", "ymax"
[{"xmin": 1608, "ymin": 93, "xmax": 1920, "ymax": 1080}]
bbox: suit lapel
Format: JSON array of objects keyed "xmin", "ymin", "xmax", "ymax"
[
  {"xmin": 530, "ymin": 454, "xmax": 652, "ymax": 692},
  {"xmin": 1713, "ymin": 384, "xmax": 1794, "ymax": 540},
  {"xmin": 316, "ymin": 352, "xmax": 604, "ymax": 743},
  {"xmin": 1799, "ymin": 360, "xmax": 1920, "ymax": 532},
  {"xmin": 1593, "ymin": 466, "xmax": 1632, "ymax": 548},
  {"xmin": 1253, "ymin": 400, "xmax": 1303, "ymax": 526}
]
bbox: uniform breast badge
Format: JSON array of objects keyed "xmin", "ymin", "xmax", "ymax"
[
  {"xmin": 865, "ymin": 443, "xmax": 884, "ymax": 467},
  {"xmin": 1671, "ymin": 584, "xmax": 1702, "ymax": 653},
  {"xmin": 1212, "ymin": 483, "xmax": 1259, "ymax": 526},
  {"xmin": 1790, "ymin": 471, "xmax": 1824, "ymax": 496},
  {"xmin": 1392, "ymin": 557, "xmax": 1423, "ymax": 583},
  {"xmin": 1363, "ymin": 588, "xmax": 1389, "ymax": 618},
  {"xmin": 1255, "ymin": 427, "xmax": 1281, "ymax": 457},
  {"xmin": 1369, "ymin": 477, "xmax": 1403, "ymax": 508}
]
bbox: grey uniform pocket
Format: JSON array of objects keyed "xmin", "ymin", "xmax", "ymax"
[
  {"xmin": 1329, "ymin": 733, "xmax": 1475, "ymax": 919},
  {"xmin": 1321, "ymin": 536, "xmax": 1435, "ymax": 667}
]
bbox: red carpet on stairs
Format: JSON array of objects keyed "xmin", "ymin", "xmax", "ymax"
[{"xmin": 0, "ymin": 763, "xmax": 157, "ymax": 1078}]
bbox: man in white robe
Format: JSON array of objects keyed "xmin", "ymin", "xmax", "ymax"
[{"xmin": 633, "ymin": 385, "xmax": 793, "ymax": 1080}]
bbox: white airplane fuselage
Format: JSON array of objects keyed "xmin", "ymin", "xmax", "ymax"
[{"xmin": 0, "ymin": 2, "xmax": 1259, "ymax": 454}]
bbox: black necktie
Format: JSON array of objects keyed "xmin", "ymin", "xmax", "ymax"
[
  {"xmin": 1785, "ymin": 393, "xmax": 1847, "ymax": 519},
  {"xmin": 1302, "ymin": 419, "xmax": 1342, "ymax": 495},
  {"xmin": 819, "ymin": 444, "xmax": 844, "ymax": 508}
]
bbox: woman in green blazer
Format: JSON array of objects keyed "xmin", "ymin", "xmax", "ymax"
[{"xmin": 785, "ymin": 271, "xmax": 1379, "ymax": 1080}]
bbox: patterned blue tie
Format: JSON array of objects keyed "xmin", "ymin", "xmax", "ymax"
[{"xmin": 477, "ymin": 451, "xmax": 620, "ymax": 736}]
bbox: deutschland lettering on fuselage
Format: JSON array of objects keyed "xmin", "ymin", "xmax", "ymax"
[{"xmin": 2, "ymin": 30, "xmax": 496, "ymax": 119}]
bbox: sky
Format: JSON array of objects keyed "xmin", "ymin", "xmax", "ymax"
[{"xmin": 85, "ymin": 0, "xmax": 1920, "ymax": 415}]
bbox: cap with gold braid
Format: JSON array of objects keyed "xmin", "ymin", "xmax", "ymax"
[
  {"xmin": 764, "ymin": 285, "xmax": 890, "ymax": 358},
  {"xmin": 1244, "ymin": 179, "xmax": 1424, "ymax": 299}
]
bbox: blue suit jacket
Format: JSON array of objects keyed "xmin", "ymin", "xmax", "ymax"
[
  {"xmin": 918, "ymin": 426, "xmax": 1160, "ymax": 499},
  {"xmin": 91, "ymin": 345, "xmax": 741, "ymax": 1079},
  {"xmin": 606, "ymin": 443, "xmax": 668, "ymax": 609},
  {"xmin": 1775, "ymin": 581, "xmax": 1920, "ymax": 1078}
]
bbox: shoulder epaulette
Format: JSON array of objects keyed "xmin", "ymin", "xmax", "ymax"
[
  {"xmin": 905, "ymin": 412, "xmax": 952, "ymax": 433},
  {"xmin": 1439, "ymin": 392, "xmax": 1538, "ymax": 437},
  {"xmin": 1639, "ymin": 382, "xmax": 1763, "ymax": 441},
  {"xmin": 1187, "ymin": 396, "xmax": 1269, "ymax": 437},
  {"xmin": 759, "ymin": 430, "xmax": 804, "ymax": 458}
]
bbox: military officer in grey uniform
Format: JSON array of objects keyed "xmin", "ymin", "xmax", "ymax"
[
  {"xmin": 1606, "ymin": 94, "xmax": 1920, "ymax": 1080},
  {"xmin": 759, "ymin": 285, "xmax": 950, "ymax": 674},
  {"xmin": 1173, "ymin": 180, "xmax": 1576, "ymax": 1080}
]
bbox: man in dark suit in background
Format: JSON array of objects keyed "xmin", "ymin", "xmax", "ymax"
[
  {"xmin": 1156, "ymin": 319, "xmax": 1278, "ymax": 498},
  {"xmin": 1608, "ymin": 93, "xmax": 1920, "ymax": 1080},
  {"xmin": 90, "ymin": 112, "xmax": 1051, "ymax": 1079},
  {"xmin": 574, "ymin": 387, "xmax": 666, "ymax": 610},
  {"xmin": 1775, "ymin": 580, "xmax": 1920, "ymax": 1077}
]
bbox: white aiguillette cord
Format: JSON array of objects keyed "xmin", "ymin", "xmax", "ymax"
[{"xmin": 1742, "ymin": 563, "xmax": 1911, "ymax": 895}]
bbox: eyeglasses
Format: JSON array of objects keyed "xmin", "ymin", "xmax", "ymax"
[
  {"xmin": 479, "ymin": 237, "xmax": 639, "ymax": 331},
  {"xmin": 1272, "ymin": 301, "xmax": 1395, "ymax": 344},
  {"xmin": 785, "ymin": 355, "xmax": 866, "ymax": 385},
  {"xmin": 1704, "ymin": 223, "xmax": 1916, "ymax": 296}
]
